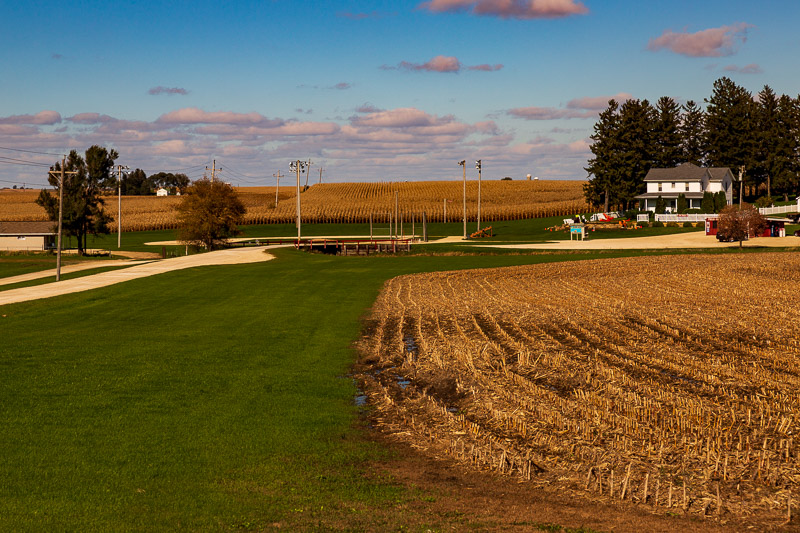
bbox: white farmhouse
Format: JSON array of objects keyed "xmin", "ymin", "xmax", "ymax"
[
  {"xmin": 635, "ymin": 163, "xmax": 733, "ymax": 212},
  {"xmin": 156, "ymin": 187, "xmax": 169, "ymax": 196}
]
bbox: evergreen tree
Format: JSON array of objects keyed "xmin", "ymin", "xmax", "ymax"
[
  {"xmin": 614, "ymin": 98, "xmax": 655, "ymax": 209},
  {"xmin": 752, "ymin": 86, "xmax": 781, "ymax": 197},
  {"xmin": 584, "ymin": 99, "xmax": 623, "ymax": 211},
  {"xmin": 85, "ymin": 145, "xmax": 119, "ymax": 190},
  {"xmin": 772, "ymin": 94, "xmax": 800, "ymax": 201},
  {"xmin": 677, "ymin": 193, "xmax": 688, "ymax": 213},
  {"xmin": 653, "ymin": 96, "xmax": 683, "ymax": 168},
  {"xmin": 714, "ymin": 191, "xmax": 728, "ymax": 212},
  {"xmin": 704, "ymin": 77, "xmax": 757, "ymax": 201},
  {"xmin": 679, "ymin": 100, "xmax": 705, "ymax": 166},
  {"xmin": 701, "ymin": 192, "xmax": 714, "ymax": 213},
  {"xmin": 655, "ymin": 195, "xmax": 666, "ymax": 214}
]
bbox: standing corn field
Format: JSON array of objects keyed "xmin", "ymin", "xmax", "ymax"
[{"xmin": 1, "ymin": 180, "xmax": 588, "ymax": 231}]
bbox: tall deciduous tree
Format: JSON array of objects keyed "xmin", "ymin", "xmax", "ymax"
[
  {"xmin": 36, "ymin": 148, "xmax": 113, "ymax": 255},
  {"xmin": 176, "ymin": 178, "xmax": 246, "ymax": 250},
  {"xmin": 679, "ymin": 100, "xmax": 705, "ymax": 166},
  {"xmin": 150, "ymin": 172, "xmax": 190, "ymax": 194},
  {"xmin": 122, "ymin": 168, "xmax": 150, "ymax": 195}
]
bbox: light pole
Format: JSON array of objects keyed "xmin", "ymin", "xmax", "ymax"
[
  {"xmin": 475, "ymin": 159, "xmax": 482, "ymax": 232},
  {"xmin": 458, "ymin": 160, "xmax": 466, "ymax": 239},
  {"xmin": 115, "ymin": 165, "xmax": 129, "ymax": 249},
  {"xmin": 273, "ymin": 170, "xmax": 283, "ymax": 207},
  {"xmin": 290, "ymin": 160, "xmax": 307, "ymax": 240}
]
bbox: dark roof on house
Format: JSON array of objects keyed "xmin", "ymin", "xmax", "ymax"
[
  {"xmin": 0, "ymin": 221, "xmax": 56, "ymax": 235},
  {"xmin": 707, "ymin": 168, "xmax": 734, "ymax": 182},
  {"xmin": 643, "ymin": 163, "xmax": 732, "ymax": 182}
]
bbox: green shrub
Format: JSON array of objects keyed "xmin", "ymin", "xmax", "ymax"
[
  {"xmin": 666, "ymin": 221, "xmax": 678, "ymax": 227},
  {"xmin": 683, "ymin": 221, "xmax": 693, "ymax": 228},
  {"xmin": 754, "ymin": 195, "xmax": 776, "ymax": 208},
  {"xmin": 653, "ymin": 221, "xmax": 664, "ymax": 227}
]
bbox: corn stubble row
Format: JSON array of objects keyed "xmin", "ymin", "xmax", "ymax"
[
  {"xmin": 356, "ymin": 253, "xmax": 800, "ymax": 525},
  {"xmin": 0, "ymin": 180, "xmax": 587, "ymax": 230}
]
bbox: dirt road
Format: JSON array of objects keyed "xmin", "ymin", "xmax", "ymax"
[{"xmin": 479, "ymin": 231, "xmax": 800, "ymax": 250}]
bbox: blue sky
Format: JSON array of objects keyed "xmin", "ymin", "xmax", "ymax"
[{"xmin": 1, "ymin": 0, "xmax": 798, "ymax": 187}]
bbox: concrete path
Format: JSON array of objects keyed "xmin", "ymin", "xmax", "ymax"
[
  {"xmin": 0, "ymin": 259, "xmax": 151, "ymax": 287},
  {"xmin": 0, "ymin": 246, "xmax": 275, "ymax": 307},
  {"xmin": 473, "ymin": 231, "xmax": 800, "ymax": 250}
]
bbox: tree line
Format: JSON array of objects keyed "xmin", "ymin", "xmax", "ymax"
[
  {"xmin": 36, "ymin": 145, "xmax": 193, "ymax": 255},
  {"xmin": 584, "ymin": 77, "xmax": 800, "ymax": 211}
]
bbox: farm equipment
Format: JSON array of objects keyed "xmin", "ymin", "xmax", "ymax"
[{"xmin": 470, "ymin": 226, "xmax": 493, "ymax": 238}]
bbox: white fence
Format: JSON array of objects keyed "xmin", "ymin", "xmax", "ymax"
[
  {"xmin": 654, "ymin": 213, "xmax": 716, "ymax": 222},
  {"xmin": 759, "ymin": 200, "xmax": 800, "ymax": 216}
]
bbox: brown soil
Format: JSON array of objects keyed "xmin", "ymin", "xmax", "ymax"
[
  {"xmin": 351, "ymin": 253, "xmax": 800, "ymax": 532},
  {"xmin": 364, "ymin": 430, "xmax": 779, "ymax": 532}
]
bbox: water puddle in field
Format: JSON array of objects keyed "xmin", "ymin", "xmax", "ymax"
[
  {"xmin": 403, "ymin": 334, "xmax": 419, "ymax": 360},
  {"xmin": 354, "ymin": 394, "xmax": 368, "ymax": 406},
  {"xmin": 397, "ymin": 378, "xmax": 411, "ymax": 390}
]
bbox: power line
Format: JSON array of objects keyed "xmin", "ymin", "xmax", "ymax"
[
  {"xmin": 0, "ymin": 145, "xmax": 64, "ymax": 157},
  {"xmin": 0, "ymin": 156, "xmax": 52, "ymax": 167}
]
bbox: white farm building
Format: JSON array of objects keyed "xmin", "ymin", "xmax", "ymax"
[
  {"xmin": 635, "ymin": 163, "xmax": 734, "ymax": 212},
  {"xmin": 0, "ymin": 221, "xmax": 56, "ymax": 251}
]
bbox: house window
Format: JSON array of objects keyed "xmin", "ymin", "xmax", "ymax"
[
  {"xmin": 671, "ymin": 182, "xmax": 676, "ymax": 189},
  {"xmin": 685, "ymin": 183, "xmax": 690, "ymax": 191},
  {"xmin": 658, "ymin": 182, "xmax": 662, "ymax": 192}
]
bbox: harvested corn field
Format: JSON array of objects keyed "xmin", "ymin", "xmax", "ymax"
[{"xmin": 357, "ymin": 252, "xmax": 800, "ymax": 527}]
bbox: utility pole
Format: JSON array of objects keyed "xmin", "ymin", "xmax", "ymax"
[
  {"xmin": 303, "ymin": 159, "xmax": 312, "ymax": 191},
  {"xmin": 206, "ymin": 159, "xmax": 219, "ymax": 181},
  {"xmin": 290, "ymin": 160, "xmax": 307, "ymax": 240},
  {"xmin": 475, "ymin": 159, "xmax": 482, "ymax": 232},
  {"xmin": 458, "ymin": 160, "xmax": 466, "ymax": 239},
  {"xmin": 318, "ymin": 167, "xmax": 324, "ymax": 185},
  {"xmin": 739, "ymin": 166, "xmax": 745, "ymax": 209},
  {"xmin": 273, "ymin": 170, "xmax": 283, "ymax": 207},
  {"xmin": 115, "ymin": 164, "xmax": 129, "ymax": 249},
  {"xmin": 49, "ymin": 157, "xmax": 77, "ymax": 282}
]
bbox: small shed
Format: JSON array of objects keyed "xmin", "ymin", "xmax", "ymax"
[
  {"xmin": 156, "ymin": 188, "xmax": 169, "ymax": 196},
  {"xmin": 0, "ymin": 221, "xmax": 57, "ymax": 251},
  {"xmin": 706, "ymin": 217, "xmax": 787, "ymax": 237}
]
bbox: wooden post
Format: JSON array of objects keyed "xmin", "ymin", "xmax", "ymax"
[
  {"xmin": 370, "ymin": 212, "xmax": 373, "ymax": 240},
  {"xmin": 423, "ymin": 211, "xmax": 428, "ymax": 242}
]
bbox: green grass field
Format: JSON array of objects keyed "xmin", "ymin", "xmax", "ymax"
[
  {"xmin": 0, "ymin": 253, "xmax": 115, "ymax": 278},
  {"xmin": 3, "ymin": 246, "xmax": 672, "ymax": 532}
]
